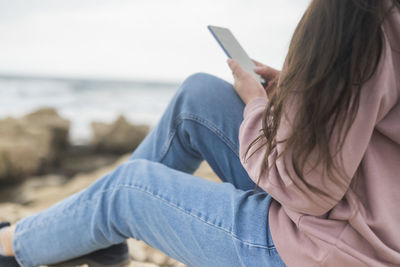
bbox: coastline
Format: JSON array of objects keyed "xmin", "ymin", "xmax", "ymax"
[{"xmin": 0, "ymin": 74, "xmax": 179, "ymax": 144}]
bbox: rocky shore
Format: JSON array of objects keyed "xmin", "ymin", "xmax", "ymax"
[{"xmin": 0, "ymin": 109, "xmax": 220, "ymax": 267}]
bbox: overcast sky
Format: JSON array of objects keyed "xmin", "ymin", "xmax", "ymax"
[{"xmin": 0, "ymin": 0, "xmax": 310, "ymax": 82}]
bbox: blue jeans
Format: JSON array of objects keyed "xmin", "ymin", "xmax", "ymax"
[{"xmin": 13, "ymin": 73, "xmax": 286, "ymax": 267}]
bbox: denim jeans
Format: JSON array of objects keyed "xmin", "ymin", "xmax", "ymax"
[{"xmin": 13, "ymin": 73, "xmax": 286, "ymax": 267}]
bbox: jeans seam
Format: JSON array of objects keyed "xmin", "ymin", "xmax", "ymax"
[
  {"xmin": 13, "ymin": 186, "xmax": 125, "ymax": 267},
  {"xmin": 12, "ymin": 231, "xmax": 28, "ymax": 267},
  {"xmin": 14, "ymin": 183, "xmax": 275, "ymax": 267},
  {"xmin": 122, "ymin": 183, "xmax": 273, "ymax": 250},
  {"xmin": 14, "ymin": 187, "xmax": 121, "ymax": 236},
  {"xmin": 160, "ymin": 113, "xmax": 240, "ymax": 162},
  {"xmin": 18, "ymin": 183, "xmax": 272, "ymax": 250}
]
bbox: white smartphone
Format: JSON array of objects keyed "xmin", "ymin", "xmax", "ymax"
[{"xmin": 208, "ymin": 25, "xmax": 265, "ymax": 84}]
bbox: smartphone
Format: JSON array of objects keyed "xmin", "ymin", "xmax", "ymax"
[{"xmin": 208, "ymin": 25, "xmax": 265, "ymax": 84}]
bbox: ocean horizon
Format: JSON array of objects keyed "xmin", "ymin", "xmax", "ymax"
[{"xmin": 0, "ymin": 74, "xmax": 181, "ymax": 144}]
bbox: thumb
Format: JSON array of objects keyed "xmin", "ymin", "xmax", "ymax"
[{"xmin": 227, "ymin": 59, "xmax": 244, "ymax": 78}]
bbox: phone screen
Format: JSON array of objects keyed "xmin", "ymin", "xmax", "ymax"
[{"xmin": 208, "ymin": 25, "xmax": 265, "ymax": 84}]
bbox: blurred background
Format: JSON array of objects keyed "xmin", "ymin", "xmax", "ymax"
[
  {"xmin": 0, "ymin": 0, "xmax": 310, "ymax": 265},
  {"xmin": 0, "ymin": 0, "xmax": 309, "ymax": 143}
]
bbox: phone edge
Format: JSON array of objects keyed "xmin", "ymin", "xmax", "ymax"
[{"xmin": 207, "ymin": 25, "xmax": 232, "ymax": 59}]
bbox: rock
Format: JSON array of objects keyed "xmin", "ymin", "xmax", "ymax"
[
  {"xmin": 166, "ymin": 258, "xmax": 187, "ymax": 267},
  {"xmin": 171, "ymin": 262, "xmax": 187, "ymax": 267},
  {"xmin": 0, "ymin": 109, "xmax": 70, "ymax": 183},
  {"xmin": 91, "ymin": 115, "xmax": 149, "ymax": 154},
  {"xmin": 0, "ymin": 117, "xmax": 48, "ymax": 182},
  {"xmin": 146, "ymin": 248, "xmax": 168, "ymax": 265},
  {"xmin": 128, "ymin": 238, "xmax": 148, "ymax": 262},
  {"xmin": 5, "ymin": 155, "xmax": 130, "ymax": 209},
  {"xmin": 194, "ymin": 161, "xmax": 220, "ymax": 183},
  {"xmin": 23, "ymin": 108, "xmax": 70, "ymax": 151},
  {"xmin": 0, "ymin": 174, "xmax": 67, "ymax": 204},
  {"xmin": 60, "ymin": 145, "xmax": 119, "ymax": 177},
  {"xmin": 129, "ymin": 261, "xmax": 159, "ymax": 267},
  {"xmin": 0, "ymin": 202, "xmax": 36, "ymax": 223}
]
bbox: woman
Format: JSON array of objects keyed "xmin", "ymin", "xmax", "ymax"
[{"xmin": 1, "ymin": 0, "xmax": 399, "ymax": 266}]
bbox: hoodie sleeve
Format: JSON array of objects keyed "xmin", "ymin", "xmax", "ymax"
[{"xmin": 238, "ymin": 45, "xmax": 397, "ymax": 216}]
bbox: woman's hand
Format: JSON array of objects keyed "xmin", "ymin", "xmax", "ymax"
[
  {"xmin": 227, "ymin": 58, "xmax": 267, "ymax": 105},
  {"xmin": 252, "ymin": 59, "xmax": 280, "ymax": 84},
  {"xmin": 252, "ymin": 59, "xmax": 281, "ymax": 96}
]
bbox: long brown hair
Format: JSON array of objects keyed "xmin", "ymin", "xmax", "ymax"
[{"xmin": 245, "ymin": 0, "xmax": 400, "ymax": 194}]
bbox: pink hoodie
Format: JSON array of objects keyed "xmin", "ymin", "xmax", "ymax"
[{"xmin": 238, "ymin": 5, "xmax": 400, "ymax": 267}]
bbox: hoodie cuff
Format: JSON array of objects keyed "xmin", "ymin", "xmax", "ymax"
[{"xmin": 243, "ymin": 97, "xmax": 268, "ymax": 119}]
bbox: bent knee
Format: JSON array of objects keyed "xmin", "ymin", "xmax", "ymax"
[
  {"xmin": 179, "ymin": 72, "xmax": 234, "ymax": 103},
  {"xmin": 123, "ymin": 158, "xmax": 155, "ymax": 170},
  {"xmin": 183, "ymin": 72, "xmax": 220, "ymax": 84},
  {"xmin": 113, "ymin": 159, "xmax": 155, "ymax": 180}
]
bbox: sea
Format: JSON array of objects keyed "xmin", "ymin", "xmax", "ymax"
[{"xmin": 0, "ymin": 75, "xmax": 179, "ymax": 144}]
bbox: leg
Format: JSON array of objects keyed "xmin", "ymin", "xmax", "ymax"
[
  {"xmin": 131, "ymin": 73, "xmax": 257, "ymax": 191},
  {"xmin": 13, "ymin": 159, "xmax": 285, "ymax": 267},
  {"xmin": 0, "ymin": 224, "xmax": 15, "ymax": 256}
]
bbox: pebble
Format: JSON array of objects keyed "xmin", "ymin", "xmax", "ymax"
[
  {"xmin": 147, "ymin": 248, "xmax": 168, "ymax": 265},
  {"xmin": 129, "ymin": 261, "xmax": 159, "ymax": 267},
  {"xmin": 128, "ymin": 238, "xmax": 148, "ymax": 262}
]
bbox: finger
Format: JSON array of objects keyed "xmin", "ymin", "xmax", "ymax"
[
  {"xmin": 227, "ymin": 59, "xmax": 244, "ymax": 78},
  {"xmin": 254, "ymin": 66, "xmax": 279, "ymax": 80},
  {"xmin": 251, "ymin": 59, "xmax": 265, "ymax": 67},
  {"xmin": 254, "ymin": 66, "xmax": 272, "ymax": 75}
]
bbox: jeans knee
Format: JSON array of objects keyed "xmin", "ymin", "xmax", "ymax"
[
  {"xmin": 122, "ymin": 158, "xmax": 152, "ymax": 171},
  {"xmin": 177, "ymin": 72, "xmax": 234, "ymax": 108},
  {"xmin": 110, "ymin": 159, "xmax": 153, "ymax": 184},
  {"xmin": 113, "ymin": 159, "xmax": 171, "ymax": 192},
  {"xmin": 183, "ymin": 72, "xmax": 219, "ymax": 84}
]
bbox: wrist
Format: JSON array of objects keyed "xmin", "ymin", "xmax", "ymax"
[{"xmin": 245, "ymin": 93, "xmax": 266, "ymax": 105}]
